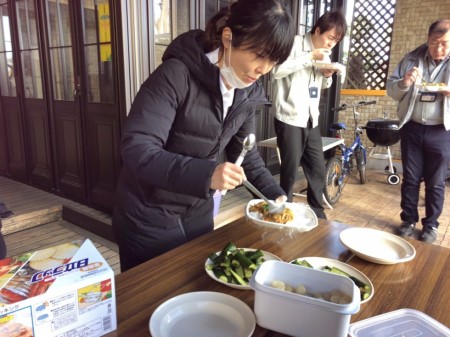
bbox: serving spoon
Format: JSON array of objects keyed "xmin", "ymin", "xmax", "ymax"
[
  {"xmin": 221, "ymin": 134, "xmax": 256, "ymax": 195},
  {"xmin": 243, "ymin": 180, "xmax": 286, "ymax": 214}
]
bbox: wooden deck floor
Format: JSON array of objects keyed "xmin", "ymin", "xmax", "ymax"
[{"xmin": 0, "ymin": 173, "xmax": 297, "ymax": 276}]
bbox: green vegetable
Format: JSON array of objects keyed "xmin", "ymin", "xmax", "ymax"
[
  {"xmin": 328, "ymin": 266, "xmax": 350, "ymax": 278},
  {"xmin": 229, "ymin": 269, "xmax": 248, "ymax": 286},
  {"xmin": 217, "ymin": 242, "xmax": 236, "ymax": 262},
  {"xmin": 212, "ymin": 267, "xmax": 229, "ymax": 282},
  {"xmin": 291, "ymin": 260, "xmax": 371, "ymax": 301},
  {"xmin": 207, "ymin": 242, "xmax": 267, "ymax": 286},
  {"xmin": 292, "ymin": 259, "xmax": 314, "ymax": 268},
  {"xmin": 236, "ymin": 252, "xmax": 257, "ymax": 270},
  {"xmin": 245, "ymin": 249, "xmax": 264, "ymax": 261}
]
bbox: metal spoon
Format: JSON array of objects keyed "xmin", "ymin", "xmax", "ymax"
[
  {"xmin": 242, "ymin": 180, "xmax": 286, "ymax": 214},
  {"xmin": 235, "ymin": 134, "xmax": 256, "ymax": 166},
  {"xmin": 221, "ymin": 134, "xmax": 256, "ymax": 195}
]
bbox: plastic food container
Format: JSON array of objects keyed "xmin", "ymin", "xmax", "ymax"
[
  {"xmin": 349, "ymin": 308, "xmax": 450, "ymax": 336},
  {"xmin": 249, "ymin": 260, "xmax": 360, "ymax": 337}
]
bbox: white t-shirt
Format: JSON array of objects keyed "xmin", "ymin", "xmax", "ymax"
[{"xmin": 205, "ymin": 48, "xmax": 235, "ymax": 119}]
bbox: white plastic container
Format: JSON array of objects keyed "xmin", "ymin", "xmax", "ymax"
[
  {"xmin": 249, "ymin": 260, "xmax": 360, "ymax": 337},
  {"xmin": 349, "ymin": 308, "xmax": 450, "ymax": 336}
]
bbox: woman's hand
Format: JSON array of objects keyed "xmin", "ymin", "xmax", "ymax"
[
  {"xmin": 211, "ymin": 162, "xmax": 246, "ymax": 191},
  {"xmin": 275, "ymin": 195, "xmax": 287, "ymax": 203}
]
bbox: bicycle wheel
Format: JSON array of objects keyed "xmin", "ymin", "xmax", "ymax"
[
  {"xmin": 354, "ymin": 149, "xmax": 366, "ymax": 184},
  {"xmin": 324, "ymin": 156, "xmax": 343, "ymax": 205}
]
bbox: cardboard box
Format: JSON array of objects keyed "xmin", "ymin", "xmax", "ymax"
[{"xmin": 0, "ymin": 239, "xmax": 116, "ymax": 336}]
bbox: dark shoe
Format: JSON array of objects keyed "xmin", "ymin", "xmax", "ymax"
[
  {"xmin": 396, "ymin": 222, "xmax": 415, "ymax": 237},
  {"xmin": 419, "ymin": 227, "xmax": 438, "ymax": 244},
  {"xmin": 0, "ymin": 210, "xmax": 14, "ymax": 219}
]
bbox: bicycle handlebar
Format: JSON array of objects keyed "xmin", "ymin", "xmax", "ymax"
[{"xmin": 332, "ymin": 100, "xmax": 376, "ymax": 112}]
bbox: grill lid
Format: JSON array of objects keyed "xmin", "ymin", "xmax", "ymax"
[{"xmin": 366, "ymin": 119, "xmax": 400, "ymax": 130}]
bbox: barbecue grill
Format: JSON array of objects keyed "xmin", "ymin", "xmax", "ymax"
[
  {"xmin": 365, "ymin": 119, "xmax": 400, "ymax": 146},
  {"xmin": 364, "ymin": 118, "xmax": 401, "ymax": 185}
]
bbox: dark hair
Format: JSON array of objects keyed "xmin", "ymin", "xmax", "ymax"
[
  {"xmin": 311, "ymin": 10, "xmax": 347, "ymax": 42},
  {"xmin": 204, "ymin": 0, "xmax": 295, "ymax": 64},
  {"xmin": 428, "ymin": 19, "xmax": 450, "ymax": 37}
]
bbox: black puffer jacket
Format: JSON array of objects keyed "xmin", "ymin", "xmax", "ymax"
[{"xmin": 113, "ymin": 30, "xmax": 284, "ymax": 260}]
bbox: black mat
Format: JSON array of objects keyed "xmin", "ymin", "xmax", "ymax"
[{"xmin": 0, "ymin": 201, "xmax": 14, "ymax": 219}]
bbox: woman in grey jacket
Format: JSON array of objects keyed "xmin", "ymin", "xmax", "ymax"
[{"xmin": 112, "ymin": 0, "xmax": 295, "ymax": 272}]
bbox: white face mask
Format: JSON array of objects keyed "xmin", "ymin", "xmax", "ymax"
[{"xmin": 220, "ymin": 37, "xmax": 252, "ymax": 89}]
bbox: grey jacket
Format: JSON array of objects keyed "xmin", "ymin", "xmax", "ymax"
[
  {"xmin": 386, "ymin": 44, "xmax": 450, "ymax": 130},
  {"xmin": 271, "ymin": 33, "xmax": 332, "ymax": 128}
]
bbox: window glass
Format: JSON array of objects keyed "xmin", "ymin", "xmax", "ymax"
[
  {"xmin": 16, "ymin": 0, "xmax": 43, "ymax": 98},
  {"xmin": 46, "ymin": 0, "xmax": 75, "ymax": 101},
  {"xmin": 0, "ymin": 4, "xmax": 17, "ymax": 97},
  {"xmin": 83, "ymin": 0, "xmax": 114, "ymax": 103}
]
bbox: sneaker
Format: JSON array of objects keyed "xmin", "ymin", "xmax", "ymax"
[
  {"xmin": 419, "ymin": 226, "xmax": 438, "ymax": 244},
  {"xmin": 396, "ymin": 222, "xmax": 415, "ymax": 237}
]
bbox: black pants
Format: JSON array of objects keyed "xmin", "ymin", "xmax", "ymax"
[
  {"xmin": 274, "ymin": 118, "xmax": 326, "ymax": 219},
  {"xmin": 400, "ymin": 122, "xmax": 450, "ymax": 229}
]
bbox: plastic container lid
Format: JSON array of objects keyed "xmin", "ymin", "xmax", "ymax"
[{"xmin": 349, "ymin": 308, "xmax": 450, "ymax": 337}]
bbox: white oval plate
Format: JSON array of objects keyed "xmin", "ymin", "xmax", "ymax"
[
  {"xmin": 245, "ymin": 199, "xmax": 318, "ymax": 232},
  {"xmin": 312, "ymin": 61, "xmax": 346, "ymax": 72},
  {"xmin": 417, "ymin": 83, "xmax": 450, "ymax": 92},
  {"xmin": 149, "ymin": 291, "xmax": 255, "ymax": 337},
  {"xmin": 340, "ymin": 228, "xmax": 416, "ymax": 264},
  {"xmin": 205, "ymin": 248, "xmax": 281, "ymax": 290},
  {"xmin": 290, "ymin": 257, "xmax": 374, "ymax": 304}
]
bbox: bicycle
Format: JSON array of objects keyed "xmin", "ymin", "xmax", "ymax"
[{"xmin": 323, "ymin": 100, "xmax": 376, "ymax": 205}]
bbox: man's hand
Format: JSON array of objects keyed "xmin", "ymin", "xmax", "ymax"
[
  {"xmin": 310, "ymin": 48, "xmax": 331, "ymax": 61},
  {"xmin": 321, "ymin": 69, "xmax": 335, "ymax": 78},
  {"xmin": 402, "ymin": 66, "xmax": 421, "ymax": 87},
  {"xmin": 211, "ymin": 162, "xmax": 246, "ymax": 191}
]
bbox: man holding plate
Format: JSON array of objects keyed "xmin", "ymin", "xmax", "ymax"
[
  {"xmin": 387, "ymin": 19, "xmax": 450, "ymax": 244},
  {"xmin": 271, "ymin": 11, "xmax": 347, "ymax": 219}
]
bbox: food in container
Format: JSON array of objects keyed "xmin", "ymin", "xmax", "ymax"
[{"xmin": 250, "ymin": 260, "xmax": 360, "ymax": 337}]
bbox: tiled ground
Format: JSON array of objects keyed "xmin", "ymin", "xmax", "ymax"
[{"xmin": 323, "ymin": 169, "xmax": 450, "ymax": 248}]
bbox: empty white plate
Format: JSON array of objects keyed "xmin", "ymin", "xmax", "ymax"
[
  {"xmin": 340, "ymin": 228, "xmax": 416, "ymax": 264},
  {"xmin": 149, "ymin": 292, "xmax": 255, "ymax": 337}
]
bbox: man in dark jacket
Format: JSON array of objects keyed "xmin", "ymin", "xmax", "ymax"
[{"xmin": 112, "ymin": 0, "xmax": 295, "ymax": 272}]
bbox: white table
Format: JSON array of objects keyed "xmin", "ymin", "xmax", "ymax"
[
  {"xmin": 258, "ymin": 136, "xmax": 344, "ymax": 164},
  {"xmin": 258, "ymin": 136, "xmax": 344, "ymax": 208}
]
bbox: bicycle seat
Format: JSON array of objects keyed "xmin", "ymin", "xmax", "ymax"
[{"xmin": 329, "ymin": 122, "xmax": 346, "ymax": 131}]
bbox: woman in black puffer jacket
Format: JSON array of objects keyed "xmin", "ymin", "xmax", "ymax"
[{"xmin": 113, "ymin": 0, "xmax": 295, "ymax": 272}]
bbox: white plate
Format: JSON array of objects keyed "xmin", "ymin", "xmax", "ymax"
[
  {"xmin": 205, "ymin": 248, "xmax": 281, "ymax": 290},
  {"xmin": 149, "ymin": 291, "xmax": 255, "ymax": 337},
  {"xmin": 312, "ymin": 61, "xmax": 346, "ymax": 72},
  {"xmin": 290, "ymin": 257, "xmax": 374, "ymax": 304},
  {"xmin": 246, "ymin": 199, "xmax": 318, "ymax": 232},
  {"xmin": 417, "ymin": 83, "xmax": 450, "ymax": 92},
  {"xmin": 340, "ymin": 228, "xmax": 416, "ymax": 264}
]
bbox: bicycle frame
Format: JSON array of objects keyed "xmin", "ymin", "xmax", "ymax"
[{"xmin": 324, "ymin": 101, "xmax": 375, "ymax": 205}]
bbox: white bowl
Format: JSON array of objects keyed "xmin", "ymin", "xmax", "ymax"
[
  {"xmin": 245, "ymin": 199, "xmax": 318, "ymax": 232},
  {"xmin": 250, "ymin": 260, "xmax": 360, "ymax": 337}
]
